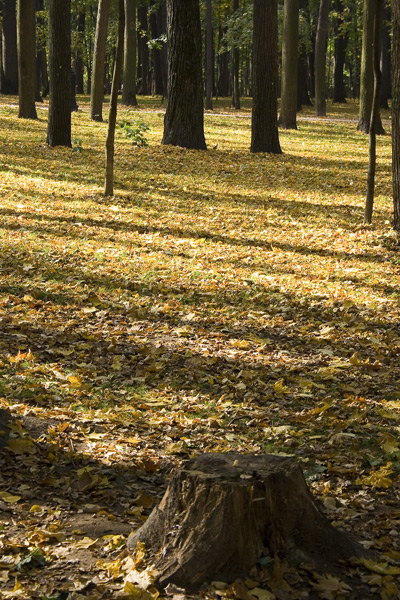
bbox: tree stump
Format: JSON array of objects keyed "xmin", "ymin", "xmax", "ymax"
[{"xmin": 127, "ymin": 453, "xmax": 368, "ymax": 590}]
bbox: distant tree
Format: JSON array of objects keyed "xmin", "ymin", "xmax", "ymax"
[
  {"xmin": 364, "ymin": 0, "xmax": 383, "ymax": 224},
  {"xmin": 205, "ymin": 0, "xmax": 213, "ymax": 110},
  {"xmin": 90, "ymin": 0, "xmax": 111, "ymax": 121},
  {"xmin": 380, "ymin": 3, "xmax": 391, "ymax": 110},
  {"xmin": 358, "ymin": 0, "xmax": 384, "ymax": 133},
  {"xmin": 73, "ymin": 4, "xmax": 86, "ymax": 94},
  {"xmin": 332, "ymin": 0, "xmax": 348, "ymax": 103},
  {"xmin": 1, "ymin": 0, "xmax": 18, "ymax": 95},
  {"xmin": 231, "ymin": 0, "xmax": 240, "ymax": 109},
  {"xmin": 17, "ymin": 0, "xmax": 37, "ymax": 119},
  {"xmin": 250, "ymin": 0, "xmax": 281, "ymax": 153},
  {"xmin": 122, "ymin": 0, "xmax": 137, "ymax": 106},
  {"xmin": 137, "ymin": 4, "xmax": 150, "ymax": 95},
  {"xmin": 392, "ymin": 0, "xmax": 400, "ymax": 233},
  {"xmin": 279, "ymin": 0, "xmax": 299, "ymax": 129},
  {"xmin": 314, "ymin": 0, "xmax": 330, "ymax": 117},
  {"xmin": 47, "ymin": 0, "xmax": 71, "ymax": 147},
  {"xmin": 105, "ymin": 0, "xmax": 125, "ymax": 196},
  {"xmin": 162, "ymin": 0, "xmax": 206, "ymax": 149}
]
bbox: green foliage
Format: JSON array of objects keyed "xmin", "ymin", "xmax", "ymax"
[
  {"xmin": 119, "ymin": 117, "xmax": 150, "ymax": 147},
  {"xmin": 222, "ymin": 5, "xmax": 253, "ymax": 51}
]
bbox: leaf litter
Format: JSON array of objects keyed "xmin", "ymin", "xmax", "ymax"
[{"xmin": 0, "ymin": 97, "xmax": 399, "ymax": 599}]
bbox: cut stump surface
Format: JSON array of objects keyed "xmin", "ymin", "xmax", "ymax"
[{"xmin": 127, "ymin": 453, "xmax": 368, "ymax": 590}]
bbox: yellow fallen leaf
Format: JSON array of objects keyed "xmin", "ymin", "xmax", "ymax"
[
  {"xmin": 356, "ymin": 463, "xmax": 394, "ymax": 489},
  {"xmin": 273, "ymin": 379, "xmax": 290, "ymax": 394},
  {"xmin": 7, "ymin": 438, "xmax": 36, "ymax": 455},
  {"xmin": 123, "ymin": 582, "xmax": 158, "ymax": 600},
  {"xmin": 232, "ymin": 340, "xmax": 251, "ymax": 349},
  {"xmin": 359, "ymin": 558, "xmax": 400, "ymax": 576},
  {"xmin": 29, "ymin": 504, "xmax": 42, "ymax": 513},
  {"xmin": 103, "ymin": 534, "xmax": 126, "ymax": 550},
  {"xmin": 248, "ymin": 587, "xmax": 275, "ymax": 600},
  {"xmin": 0, "ymin": 491, "xmax": 21, "ymax": 503},
  {"xmin": 68, "ymin": 375, "xmax": 83, "ymax": 388},
  {"xmin": 73, "ymin": 536, "xmax": 98, "ymax": 549}
]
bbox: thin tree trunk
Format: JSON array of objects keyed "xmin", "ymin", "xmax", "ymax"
[
  {"xmin": 122, "ymin": 0, "xmax": 137, "ymax": 105},
  {"xmin": 279, "ymin": 0, "xmax": 299, "ymax": 129},
  {"xmin": 105, "ymin": 0, "xmax": 125, "ymax": 197},
  {"xmin": 392, "ymin": 0, "xmax": 400, "ymax": 233},
  {"xmin": 364, "ymin": 0, "xmax": 383, "ymax": 224},
  {"xmin": 314, "ymin": 0, "xmax": 330, "ymax": 117},
  {"xmin": 90, "ymin": 0, "xmax": 111, "ymax": 121},
  {"xmin": 250, "ymin": 0, "xmax": 281, "ymax": 154},
  {"xmin": 205, "ymin": 0, "xmax": 213, "ymax": 110}
]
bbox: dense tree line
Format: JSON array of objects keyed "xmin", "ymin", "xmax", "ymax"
[{"xmin": 0, "ymin": 0, "xmax": 399, "ymax": 231}]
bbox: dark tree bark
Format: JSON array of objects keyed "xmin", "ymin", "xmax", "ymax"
[
  {"xmin": 364, "ymin": 0, "xmax": 383, "ymax": 224},
  {"xmin": 332, "ymin": 0, "xmax": 348, "ymax": 103},
  {"xmin": 297, "ymin": 51, "xmax": 312, "ymax": 110},
  {"xmin": 205, "ymin": 0, "xmax": 213, "ymax": 110},
  {"xmin": 392, "ymin": 0, "xmax": 400, "ymax": 233},
  {"xmin": 358, "ymin": 0, "xmax": 385, "ymax": 134},
  {"xmin": 231, "ymin": 0, "xmax": 240, "ymax": 109},
  {"xmin": 90, "ymin": 0, "xmax": 111, "ymax": 121},
  {"xmin": 1, "ymin": 0, "xmax": 18, "ymax": 94},
  {"xmin": 380, "ymin": 3, "xmax": 391, "ymax": 110},
  {"xmin": 127, "ymin": 454, "xmax": 368, "ymax": 591},
  {"xmin": 122, "ymin": 0, "xmax": 137, "ymax": 106},
  {"xmin": 105, "ymin": 0, "xmax": 125, "ymax": 197},
  {"xmin": 17, "ymin": 0, "xmax": 37, "ymax": 119},
  {"xmin": 47, "ymin": 0, "xmax": 71, "ymax": 147},
  {"xmin": 314, "ymin": 0, "xmax": 330, "ymax": 117},
  {"xmin": 279, "ymin": 0, "xmax": 299, "ymax": 129},
  {"xmin": 162, "ymin": 0, "xmax": 206, "ymax": 149},
  {"xmin": 137, "ymin": 4, "xmax": 150, "ymax": 95},
  {"xmin": 157, "ymin": 1, "xmax": 168, "ymax": 98},
  {"xmin": 250, "ymin": 0, "xmax": 281, "ymax": 154}
]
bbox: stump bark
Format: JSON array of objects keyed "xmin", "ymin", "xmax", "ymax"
[{"xmin": 127, "ymin": 453, "xmax": 367, "ymax": 590}]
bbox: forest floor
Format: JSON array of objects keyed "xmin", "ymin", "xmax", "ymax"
[{"xmin": 0, "ymin": 96, "xmax": 399, "ymax": 600}]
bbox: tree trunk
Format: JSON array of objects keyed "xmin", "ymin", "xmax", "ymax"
[
  {"xmin": 1, "ymin": 0, "xmax": 18, "ymax": 95},
  {"xmin": 90, "ymin": 0, "xmax": 111, "ymax": 121},
  {"xmin": 47, "ymin": 0, "xmax": 71, "ymax": 147},
  {"xmin": 314, "ymin": 0, "xmax": 330, "ymax": 117},
  {"xmin": 205, "ymin": 0, "xmax": 213, "ymax": 110},
  {"xmin": 279, "ymin": 0, "xmax": 299, "ymax": 129},
  {"xmin": 162, "ymin": 0, "xmax": 206, "ymax": 149},
  {"xmin": 332, "ymin": 0, "xmax": 348, "ymax": 103},
  {"xmin": 105, "ymin": 0, "xmax": 125, "ymax": 197},
  {"xmin": 380, "ymin": 3, "xmax": 391, "ymax": 110},
  {"xmin": 392, "ymin": 0, "xmax": 400, "ymax": 233},
  {"xmin": 358, "ymin": 0, "xmax": 385, "ymax": 134},
  {"xmin": 231, "ymin": 0, "xmax": 240, "ymax": 109},
  {"xmin": 364, "ymin": 0, "xmax": 383, "ymax": 224},
  {"xmin": 250, "ymin": 0, "xmax": 281, "ymax": 154},
  {"xmin": 127, "ymin": 453, "xmax": 368, "ymax": 591},
  {"xmin": 17, "ymin": 0, "xmax": 37, "ymax": 119},
  {"xmin": 122, "ymin": 0, "xmax": 137, "ymax": 106},
  {"xmin": 137, "ymin": 5, "xmax": 150, "ymax": 95}
]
